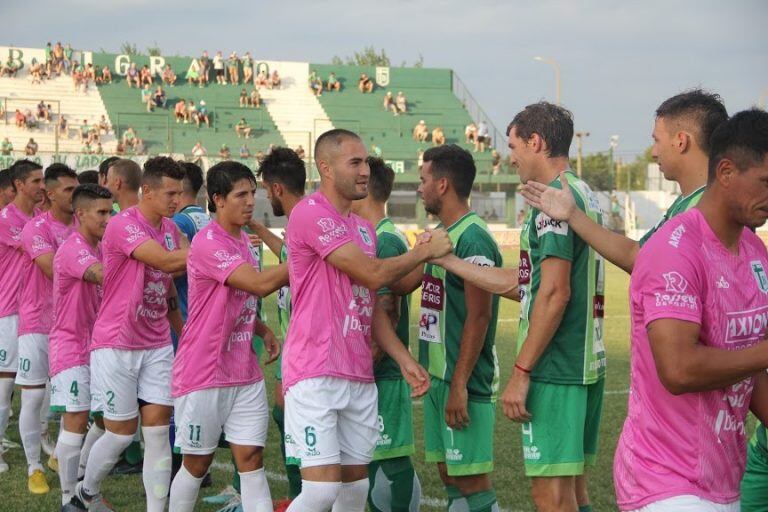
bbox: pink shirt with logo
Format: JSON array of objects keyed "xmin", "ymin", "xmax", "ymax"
[
  {"xmin": 282, "ymin": 191, "xmax": 377, "ymax": 391},
  {"xmin": 18, "ymin": 212, "xmax": 77, "ymax": 336},
  {"xmin": 173, "ymin": 221, "xmax": 263, "ymax": 396},
  {"xmin": 0, "ymin": 204, "xmax": 40, "ymax": 318},
  {"xmin": 91, "ymin": 206, "xmax": 180, "ymax": 352},
  {"xmin": 49, "ymin": 232, "xmax": 102, "ymax": 376},
  {"xmin": 614, "ymin": 208, "xmax": 768, "ymax": 509}
]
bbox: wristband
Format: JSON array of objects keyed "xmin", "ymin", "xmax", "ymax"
[{"xmin": 514, "ymin": 362, "xmax": 531, "ymax": 374}]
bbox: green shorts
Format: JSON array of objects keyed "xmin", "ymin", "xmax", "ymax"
[
  {"xmin": 373, "ymin": 378, "xmax": 414, "ymax": 460},
  {"xmin": 522, "ymin": 378, "xmax": 604, "ymax": 477},
  {"xmin": 741, "ymin": 439, "xmax": 768, "ymax": 512},
  {"xmin": 424, "ymin": 377, "xmax": 495, "ymax": 476}
]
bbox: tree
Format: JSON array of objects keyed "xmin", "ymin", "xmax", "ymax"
[
  {"xmin": 332, "ymin": 46, "xmax": 390, "ymax": 67},
  {"xmin": 146, "ymin": 42, "xmax": 162, "ymax": 57},
  {"xmin": 570, "ymin": 152, "xmax": 614, "ymax": 190},
  {"xmin": 120, "ymin": 42, "xmax": 139, "ymax": 56},
  {"xmin": 617, "ymin": 147, "xmax": 652, "ymax": 190}
]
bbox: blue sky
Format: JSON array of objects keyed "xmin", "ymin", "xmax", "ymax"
[{"xmin": 5, "ymin": 0, "xmax": 766, "ymax": 159}]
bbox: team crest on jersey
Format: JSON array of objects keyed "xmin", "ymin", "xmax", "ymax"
[
  {"xmin": 248, "ymin": 243, "xmax": 260, "ymax": 264},
  {"xmin": 164, "ymin": 233, "xmax": 175, "ymax": 250},
  {"xmin": 751, "ymin": 261, "xmax": 768, "ymax": 293},
  {"xmin": 358, "ymin": 226, "xmax": 372, "ymax": 246}
]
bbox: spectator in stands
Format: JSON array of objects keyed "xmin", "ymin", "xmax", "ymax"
[
  {"xmin": 239, "ymin": 89, "xmax": 249, "ymax": 107},
  {"xmin": 72, "ymin": 63, "xmax": 86, "ymax": 93},
  {"xmin": 175, "ymin": 99, "xmax": 187, "ymax": 123},
  {"xmin": 413, "ymin": 120, "xmax": 429, "ymax": 142},
  {"xmin": 186, "ymin": 64, "xmax": 201, "ymax": 86},
  {"xmin": 187, "ymin": 100, "xmax": 198, "ymax": 124},
  {"xmin": 63, "ymin": 43, "xmax": 74, "ymax": 73},
  {"xmin": 475, "ymin": 121, "xmax": 489, "ymax": 152},
  {"xmin": 52, "ymin": 42, "xmax": 65, "ymax": 75},
  {"xmin": 126, "ymin": 62, "xmax": 140, "ymax": 88},
  {"xmin": 270, "ymin": 70, "xmax": 281, "ymax": 89},
  {"xmin": 242, "ymin": 52, "xmax": 253, "ymax": 84},
  {"xmin": 213, "ymin": 51, "xmax": 226, "ymax": 84},
  {"xmin": 36, "ymin": 101, "xmax": 51, "ymax": 123},
  {"xmin": 309, "ymin": 72, "xmax": 323, "ymax": 97},
  {"xmin": 29, "ymin": 59, "xmax": 44, "ymax": 84},
  {"xmin": 14, "ymin": 109, "xmax": 25, "ymax": 128},
  {"xmin": 122, "ymin": 126, "xmax": 138, "ymax": 149},
  {"xmin": 235, "ymin": 118, "xmax": 252, "ymax": 138},
  {"xmin": 77, "ymin": 170, "xmax": 99, "ymax": 185},
  {"xmin": 134, "ymin": 138, "xmax": 145, "ymax": 155},
  {"xmin": 94, "ymin": 142, "xmax": 104, "ymax": 155},
  {"xmin": 491, "ymin": 149, "xmax": 501, "ymax": 174},
  {"xmin": 82, "ymin": 141, "xmax": 93, "ymax": 154},
  {"xmin": 88, "ymin": 123, "xmax": 100, "ymax": 144},
  {"xmin": 295, "ymin": 145, "xmax": 306, "ymax": 159},
  {"xmin": 432, "ymin": 127, "xmax": 446, "ymax": 146},
  {"xmin": 327, "ymin": 72, "xmax": 341, "ymax": 91},
  {"xmin": 25, "ymin": 109, "xmax": 37, "ymax": 129},
  {"xmin": 255, "ymin": 150, "xmax": 265, "ymax": 164},
  {"xmin": 371, "ymin": 143, "xmax": 382, "ymax": 157},
  {"xmin": 141, "ymin": 84, "xmax": 154, "ymax": 112},
  {"xmin": 115, "ymin": 140, "xmax": 125, "ymax": 155},
  {"xmin": 219, "ymin": 143, "xmax": 231, "ymax": 159},
  {"xmin": 58, "ymin": 115, "xmax": 69, "ymax": 138},
  {"xmin": 25, "ymin": 138, "xmax": 38, "ymax": 156},
  {"xmin": 196, "ymin": 101, "xmax": 210, "ymax": 128},
  {"xmin": 0, "ymin": 138, "xmax": 12, "ymax": 155},
  {"xmin": 227, "ymin": 52, "xmax": 240, "ymax": 85},
  {"xmin": 44, "ymin": 42, "xmax": 53, "ymax": 73},
  {"xmin": 465, "ymin": 122, "xmax": 477, "ymax": 143},
  {"xmin": 85, "ymin": 63, "xmax": 96, "ymax": 83},
  {"xmin": 153, "ymin": 86, "xmax": 167, "ymax": 109},
  {"xmin": 140, "ymin": 64, "xmax": 153, "ymax": 86},
  {"xmin": 395, "ymin": 91, "xmax": 407, "ymax": 114},
  {"xmin": 79, "ymin": 120, "xmax": 92, "ymax": 143},
  {"xmin": 249, "ymin": 88, "xmax": 261, "ymax": 108},
  {"xmin": 239, "ymin": 143, "xmax": 250, "ymax": 159},
  {"xmin": 98, "ymin": 115, "xmax": 110, "ymax": 134},
  {"xmin": 383, "ymin": 91, "xmax": 399, "ymax": 115},
  {"xmin": 2, "ymin": 55, "xmax": 18, "ymax": 78},
  {"xmin": 96, "ymin": 64, "xmax": 112, "ymax": 84},
  {"xmin": 162, "ymin": 64, "xmax": 177, "ymax": 86},
  {"xmin": 199, "ymin": 51, "xmax": 211, "ymax": 86},
  {"xmin": 191, "ymin": 141, "xmax": 207, "ymax": 164},
  {"xmin": 358, "ymin": 73, "xmax": 374, "ymax": 93},
  {"xmin": 255, "ymin": 69, "xmax": 269, "ymax": 89}
]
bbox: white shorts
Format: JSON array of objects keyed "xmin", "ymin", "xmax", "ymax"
[
  {"xmin": 174, "ymin": 382, "xmax": 269, "ymax": 455},
  {"xmin": 284, "ymin": 376, "xmax": 378, "ymax": 468},
  {"xmin": 90, "ymin": 345, "xmax": 174, "ymax": 421},
  {"xmin": 16, "ymin": 333, "xmax": 49, "ymax": 386},
  {"xmin": 0, "ymin": 315, "xmax": 19, "ymax": 373},
  {"xmin": 629, "ymin": 495, "xmax": 739, "ymax": 512},
  {"xmin": 51, "ymin": 365, "xmax": 100, "ymax": 413}
]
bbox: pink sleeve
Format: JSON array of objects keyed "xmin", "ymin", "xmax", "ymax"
[
  {"xmin": 293, "ymin": 204, "xmax": 353, "ymax": 260},
  {"xmin": 67, "ymin": 246, "xmax": 99, "ymax": 280},
  {"xmin": 21, "ymin": 221, "xmax": 54, "ymax": 260},
  {"xmin": 109, "ymin": 214, "xmax": 152, "ymax": 256},
  {"xmin": 196, "ymin": 235, "xmax": 248, "ymax": 285}
]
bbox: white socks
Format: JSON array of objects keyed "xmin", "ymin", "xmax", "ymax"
[
  {"xmin": 331, "ymin": 478, "xmax": 370, "ymax": 512},
  {"xmin": 287, "ymin": 480, "xmax": 342, "ymax": 512},
  {"xmin": 169, "ymin": 464, "xmax": 203, "ymax": 512},
  {"xmin": 19, "ymin": 387, "xmax": 45, "ymax": 474},
  {"xmin": 0, "ymin": 378, "xmax": 14, "ymax": 439},
  {"xmin": 56, "ymin": 429, "xmax": 84, "ymax": 505},
  {"xmin": 78, "ymin": 423, "xmax": 105, "ymax": 479},
  {"xmin": 82, "ymin": 430, "xmax": 134, "ymax": 495},
  {"xmin": 142, "ymin": 425, "xmax": 172, "ymax": 512},
  {"xmin": 240, "ymin": 468, "xmax": 272, "ymax": 512}
]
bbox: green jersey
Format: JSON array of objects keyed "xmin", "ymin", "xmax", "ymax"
[
  {"xmin": 374, "ymin": 218, "xmax": 410, "ymax": 380},
  {"xmin": 518, "ymin": 170, "xmax": 606, "ymax": 385},
  {"xmin": 276, "ymin": 243, "xmax": 291, "ymax": 338},
  {"xmin": 418, "ymin": 211, "xmax": 502, "ymax": 400},
  {"xmin": 752, "ymin": 422, "xmax": 768, "ymax": 455},
  {"xmin": 638, "ymin": 185, "xmax": 704, "ymax": 246}
]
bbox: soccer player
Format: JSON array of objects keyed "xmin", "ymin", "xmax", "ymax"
[
  {"xmin": 520, "ymin": 89, "xmax": 728, "ymax": 274},
  {"xmin": 351, "ymin": 157, "xmax": 422, "ymax": 512},
  {"xmin": 0, "ymin": 160, "xmax": 44, "ymax": 474},
  {"xmin": 17, "ymin": 163, "xmax": 79, "ymax": 494},
  {"xmin": 416, "ymin": 145, "xmax": 502, "ymax": 512},
  {"xmin": 0, "ymin": 168, "xmax": 15, "ymax": 208},
  {"xmin": 104, "ymin": 158, "xmax": 142, "ymax": 214},
  {"xmin": 614, "ymin": 110, "xmax": 768, "ymax": 511},
  {"xmin": 52, "ymin": 184, "xmax": 113, "ymax": 507},
  {"xmin": 253, "ymin": 147, "xmax": 307, "ymax": 507},
  {"xmin": 283, "ymin": 129, "xmax": 449, "ymax": 512},
  {"xmin": 742, "ymin": 421, "xmax": 768, "ymax": 511},
  {"xmin": 168, "ymin": 161, "xmax": 289, "ymax": 512},
  {"xmin": 97, "ymin": 156, "xmax": 119, "ymax": 188},
  {"xmin": 71, "ymin": 157, "xmax": 189, "ymax": 512}
]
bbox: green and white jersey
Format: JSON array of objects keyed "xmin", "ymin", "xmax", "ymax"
[
  {"xmin": 418, "ymin": 211, "xmax": 502, "ymax": 400},
  {"xmin": 374, "ymin": 218, "xmax": 410, "ymax": 381},
  {"xmin": 518, "ymin": 170, "xmax": 606, "ymax": 385},
  {"xmin": 638, "ymin": 185, "xmax": 704, "ymax": 247},
  {"xmin": 752, "ymin": 422, "xmax": 768, "ymax": 456},
  {"xmin": 277, "ymin": 243, "xmax": 291, "ymax": 338}
]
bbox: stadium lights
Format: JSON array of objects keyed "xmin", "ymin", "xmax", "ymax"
[{"xmin": 533, "ymin": 56, "xmax": 561, "ymax": 106}]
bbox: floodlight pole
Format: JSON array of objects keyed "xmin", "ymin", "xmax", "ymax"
[{"xmin": 533, "ymin": 56, "xmax": 561, "ymax": 106}]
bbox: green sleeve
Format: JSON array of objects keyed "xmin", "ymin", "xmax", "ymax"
[
  {"xmin": 454, "ymin": 226, "xmax": 501, "ymax": 268},
  {"xmin": 377, "ymin": 233, "xmax": 407, "ymax": 296}
]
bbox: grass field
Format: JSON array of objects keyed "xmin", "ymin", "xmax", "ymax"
[{"xmin": 0, "ymin": 249, "xmax": 635, "ymax": 511}]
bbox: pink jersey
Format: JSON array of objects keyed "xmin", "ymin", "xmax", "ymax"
[
  {"xmin": 0, "ymin": 204, "xmax": 40, "ymax": 318},
  {"xmin": 173, "ymin": 221, "xmax": 263, "ymax": 396},
  {"xmin": 49, "ymin": 232, "xmax": 102, "ymax": 376},
  {"xmin": 18, "ymin": 212, "xmax": 77, "ymax": 336},
  {"xmin": 91, "ymin": 206, "xmax": 180, "ymax": 351},
  {"xmin": 282, "ymin": 191, "xmax": 378, "ymax": 391},
  {"xmin": 614, "ymin": 208, "xmax": 768, "ymax": 509}
]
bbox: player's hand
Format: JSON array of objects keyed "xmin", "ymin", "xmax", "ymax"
[
  {"xmin": 247, "ymin": 233, "xmax": 263, "ymax": 247},
  {"xmin": 371, "ymin": 342, "xmax": 384, "ymax": 364},
  {"xmin": 519, "ymin": 171, "xmax": 576, "ymax": 222},
  {"xmin": 445, "ymin": 383, "xmax": 470, "ymax": 430},
  {"xmin": 501, "ymin": 369, "xmax": 531, "ymax": 423},
  {"xmin": 415, "ymin": 230, "xmax": 432, "ymax": 245},
  {"xmin": 262, "ymin": 329, "xmax": 281, "ymax": 364},
  {"xmin": 401, "ymin": 360, "xmax": 430, "ymax": 398},
  {"xmin": 425, "ymin": 228, "xmax": 452, "ymax": 259}
]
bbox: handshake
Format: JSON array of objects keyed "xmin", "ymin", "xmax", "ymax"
[{"xmin": 415, "ymin": 228, "xmax": 452, "ymax": 262}]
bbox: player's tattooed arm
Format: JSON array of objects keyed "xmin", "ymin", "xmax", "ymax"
[
  {"xmin": 166, "ymin": 281, "xmax": 184, "ymax": 336},
  {"xmin": 82, "ymin": 262, "xmax": 104, "ymax": 284},
  {"xmin": 34, "ymin": 253, "xmax": 55, "ymax": 280},
  {"xmin": 371, "ymin": 293, "xmax": 400, "ymax": 363}
]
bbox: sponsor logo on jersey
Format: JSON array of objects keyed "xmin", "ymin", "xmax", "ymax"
[
  {"xmin": 535, "ymin": 212, "xmax": 568, "ymax": 237},
  {"xmin": 668, "ymin": 224, "xmax": 685, "ymax": 248},
  {"xmin": 124, "ymin": 224, "xmax": 145, "ymax": 244},
  {"xmin": 725, "ymin": 305, "xmax": 768, "ymax": 345},
  {"xmin": 663, "ymin": 271, "xmax": 688, "ymax": 293},
  {"xmin": 656, "ymin": 271, "xmax": 697, "ymax": 310},
  {"xmin": 464, "ymin": 255, "xmax": 495, "ymax": 267},
  {"xmin": 717, "ymin": 276, "xmax": 730, "ymax": 289},
  {"xmin": 518, "ymin": 250, "xmax": 531, "ymax": 285}
]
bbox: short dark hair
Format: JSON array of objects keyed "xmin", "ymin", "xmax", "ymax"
[
  {"xmin": 142, "ymin": 156, "xmax": 184, "ymax": 187},
  {"xmin": 179, "ymin": 161, "xmax": 204, "ymax": 196},
  {"xmin": 257, "ymin": 147, "xmax": 306, "ymax": 195},
  {"xmin": 423, "ymin": 144, "xmax": 476, "ymax": 199},
  {"xmin": 366, "ymin": 157, "xmax": 395, "ymax": 203},
  {"xmin": 10, "ymin": 159, "xmax": 43, "ymax": 190},
  {"xmin": 507, "ymin": 102, "xmax": 574, "ymax": 158},
  {"xmin": 110, "ymin": 159, "xmax": 142, "ymax": 191},
  {"xmin": 98, "ymin": 156, "xmax": 120, "ymax": 181},
  {"xmin": 655, "ymin": 89, "xmax": 728, "ymax": 155},
  {"xmin": 707, "ymin": 109, "xmax": 768, "ymax": 184},
  {"xmin": 314, "ymin": 128, "xmax": 361, "ymax": 161},
  {"xmin": 0, "ymin": 169, "xmax": 11, "ymax": 190},
  {"xmin": 206, "ymin": 160, "xmax": 256, "ymax": 213},
  {"xmin": 72, "ymin": 183, "xmax": 113, "ymax": 211},
  {"xmin": 77, "ymin": 170, "xmax": 99, "ymax": 184},
  {"xmin": 44, "ymin": 163, "xmax": 78, "ymax": 187}
]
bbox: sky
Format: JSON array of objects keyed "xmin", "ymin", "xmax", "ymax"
[{"xmin": 4, "ymin": 0, "xmax": 766, "ymax": 160}]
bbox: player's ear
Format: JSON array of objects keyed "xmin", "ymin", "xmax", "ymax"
[{"xmin": 529, "ymin": 133, "xmax": 543, "ymax": 154}]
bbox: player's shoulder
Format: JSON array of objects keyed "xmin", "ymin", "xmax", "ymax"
[
  {"xmin": 741, "ymin": 228, "xmax": 768, "ymax": 260},
  {"xmin": 21, "ymin": 211, "xmax": 49, "ymax": 237},
  {"xmin": 643, "ymin": 208, "xmax": 703, "ymax": 253}
]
